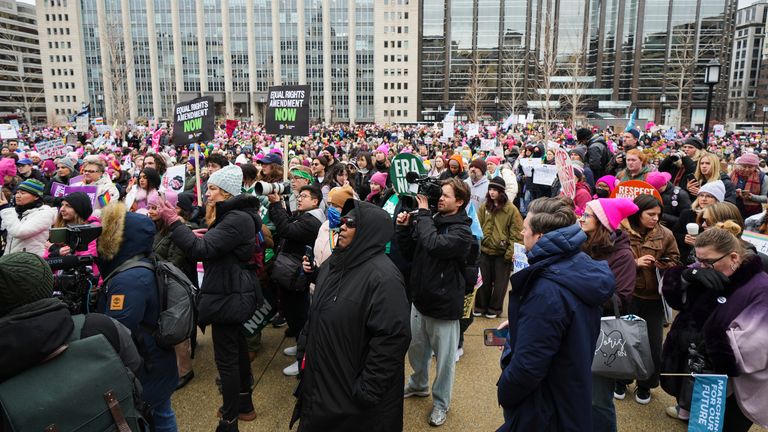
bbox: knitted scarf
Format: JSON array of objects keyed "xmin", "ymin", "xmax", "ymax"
[{"xmin": 731, "ymin": 169, "xmax": 762, "ymax": 215}]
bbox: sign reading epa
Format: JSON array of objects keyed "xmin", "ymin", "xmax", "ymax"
[
  {"xmin": 173, "ymin": 96, "xmax": 215, "ymax": 145},
  {"xmin": 265, "ymin": 85, "xmax": 310, "ymax": 137}
]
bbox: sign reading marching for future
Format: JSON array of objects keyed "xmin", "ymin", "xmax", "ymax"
[
  {"xmin": 688, "ymin": 374, "xmax": 728, "ymax": 432},
  {"xmin": 172, "ymin": 96, "xmax": 215, "ymax": 145},
  {"xmin": 264, "ymin": 85, "xmax": 310, "ymax": 137},
  {"xmin": 390, "ymin": 153, "xmax": 426, "ymax": 196}
]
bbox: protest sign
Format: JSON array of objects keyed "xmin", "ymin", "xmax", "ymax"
[
  {"xmin": 467, "ymin": 123, "xmax": 479, "ymax": 138},
  {"xmin": 35, "ymin": 139, "xmax": 67, "ymax": 160},
  {"xmin": 172, "ymin": 96, "xmax": 215, "ymax": 145},
  {"xmin": 241, "ymin": 288, "xmax": 277, "ymax": 336},
  {"xmin": 513, "ymin": 243, "xmax": 529, "ymax": 274},
  {"xmin": 63, "ymin": 185, "xmax": 98, "ymax": 208},
  {"xmin": 555, "ymin": 148, "xmax": 576, "ymax": 199},
  {"xmin": 75, "ymin": 115, "xmax": 89, "ymax": 132},
  {"xmin": 742, "ymin": 231, "xmax": 768, "ymax": 255},
  {"xmin": 50, "ymin": 182, "xmax": 67, "ymax": 198},
  {"xmin": 480, "ymin": 139, "xmax": 495, "ymax": 151},
  {"xmin": 390, "ymin": 153, "xmax": 426, "ymax": 196},
  {"xmin": 9, "ymin": 120, "xmax": 19, "ymax": 130},
  {"xmin": 611, "ymin": 180, "xmax": 663, "ymax": 203},
  {"xmin": 688, "ymin": 374, "xmax": 727, "ymax": 432},
  {"xmin": 443, "ymin": 120, "xmax": 454, "ymax": 139},
  {"xmin": 462, "ymin": 270, "xmax": 483, "ymax": 319},
  {"xmin": 713, "ymin": 124, "xmax": 725, "ymax": 138},
  {"xmin": 161, "ymin": 164, "xmax": 186, "ymax": 194},
  {"xmin": 518, "ymin": 157, "xmax": 543, "ymax": 177},
  {"xmin": 68, "ymin": 175, "xmax": 84, "ymax": 185},
  {"xmin": 533, "ymin": 164, "xmax": 558, "ymax": 186},
  {"xmin": 0, "ymin": 124, "xmax": 17, "ymax": 140},
  {"xmin": 264, "ymin": 85, "xmax": 311, "ymax": 136}
]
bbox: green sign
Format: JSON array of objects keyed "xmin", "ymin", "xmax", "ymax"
[{"xmin": 390, "ymin": 153, "xmax": 426, "ymax": 196}]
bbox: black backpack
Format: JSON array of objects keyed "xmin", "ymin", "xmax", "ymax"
[{"xmin": 103, "ymin": 255, "xmax": 199, "ymax": 349}]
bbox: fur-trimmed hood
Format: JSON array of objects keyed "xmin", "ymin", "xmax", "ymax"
[{"xmin": 96, "ymin": 201, "xmax": 155, "ymax": 276}]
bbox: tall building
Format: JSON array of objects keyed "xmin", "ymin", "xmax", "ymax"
[
  {"xmin": 418, "ymin": 0, "xmax": 737, "ymax": 128},
  {"xmin": 728, "ymin": 0, "xmax": 767, "ymax": 122},
  {"xmin": 37, "ymin": 0, "xmax": 378, "ymax": 126},
  {"xmin": 0, "ymin": 0, "xmax": 45, "ymax": 124}
]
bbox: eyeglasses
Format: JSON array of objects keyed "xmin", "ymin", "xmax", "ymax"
[
  {"xmin": 297, "ymin": 194, "xmax": 312, "ymax": 200},
  {"xmin": 82, "ymin": 169, "xmax": 99, "ymax": 174},
  {"xmin": 579, "ymin": 212, "xmax": 596, "ymax": 221},
  {"xmin": 695, "ymin": 253, "xmax": 730, "ymax": 268},
  {"xmin": 340, "ymin": 217, "xmax": 356, "ymax": 228}
]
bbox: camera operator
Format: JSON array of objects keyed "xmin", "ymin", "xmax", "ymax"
[
  {"xmin": 0, "ymin": 179, "xmax": 57, "ymax": 256},
  {"xmin": 395, "ymin": 178, "xmax": 474, "ymax": 427},
  {"xmin": 44, "ymin": 192, "xmax": 100, "ymax": 276},
  {"xmin": 267, "ymin": 185, "xmax": 324, "ymax": 377}
]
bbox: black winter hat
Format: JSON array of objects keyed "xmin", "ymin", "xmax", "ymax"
[
  {"xmin": 176, "ymin": 192, "xmax": 194, "ymax": 215},
  {"xmin": 683, "ymin": 137, "xmax": 704, "ymax": 150},
  {"xmin": 488, "ymin": 176, "xmax": 506, "ymax": 191},
  {"xmin": 0, "ymin": 252, "xmax": 54, "ymax": 316},
  {"xmin": 576, "ymin": 127, "xmax": 593, "ymax": 142},
  {"xmin": 63, "ymin": 192, "xmax": 93, "ymax": 220}
]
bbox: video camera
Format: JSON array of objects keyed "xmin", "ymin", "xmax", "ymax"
[
  {"xmin": 255, "ymin": 181, "xmax": 292, "ymax": 195},
  {"xmin": 45, "ymin": 224, "xmax": 102, "ymax": 314},
  {"xmin": 405, "ymin": 171, "xmax": 442, "ymax": 213}
]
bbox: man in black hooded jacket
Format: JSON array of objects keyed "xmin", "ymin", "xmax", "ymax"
[{"xmin": 291, "ymin": 200, "xmax": 411, "ymax": 432}]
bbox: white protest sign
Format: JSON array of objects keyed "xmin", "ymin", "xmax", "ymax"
[
  {"xmin": 518, "ymin": 157, "xmax": 543, "ymax": 177},
  {"xmin": 518, "ymin": 114, "xmax": 527, "ymax": 126},
  {"xmin": 9, "ymin": 119, "xmax": 19, "ymax": 130},
  {"xmin": 526, "ymin": 112, "xmax": 534, "ymax": 123},
  {"xmin": 480, "ymin": 139, "xmax": 495, "ymax": 151},
  {"xmin": 161, "ymin": 164, "xmax": 186, "ymax": 194},
  {"xmin": 76, "ymin": 115, "xmax": 89, "ymax": 132},
  {"xmin": 35, "ymin": 139, "xmax": 67, "ymax": 160},
  {"xmin": 713, "ymin": 124, "xmax": 725, "ymax": 138},
  {"xmin": 467, "ymin": 123, "xmax": 479, "ymax": 138},
  {"xmin": 0, "ymin": 124, "xmax": 17, "ymax": 140},
  {"xmin": 742, "ymin": 232, "xmax": 768, "ymax": 255},
  {"xmin": 443, "ymin": 121, "xmax": 454, "ymax": 139},
  {"xmin": 513, "ymin": 243, "xmax": 529, "ymax": 274},
  {"xmin": 533, "ymin": 164, "xmax": 558, "ymax": 186}
]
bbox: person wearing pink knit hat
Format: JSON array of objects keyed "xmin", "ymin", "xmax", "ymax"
[
  {"xmin": 366, "ymin": 171, "xmax": 389, "ymax": 205},
  {"xmin": 594, "ymin": 175, "xmax": 618, "ymax": 199},
  {"xmin": 732, "ymin": 152, "xmax": 768, "ymax": 217},
  {"xmin": 579, "ymin": 197, "xmax": 640, "ymax": 429}
]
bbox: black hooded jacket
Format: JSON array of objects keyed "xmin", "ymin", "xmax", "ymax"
[
  {"xmin": 396, "ymin": 208, "xmax": 474, "ymax": 320},
  {"xmin": 169, "ymin": 194, "xmax": 262, "ymax": 325},
  {"xmin": 293, "ymin": 201, "xmax": 411, "ymax": 432}
]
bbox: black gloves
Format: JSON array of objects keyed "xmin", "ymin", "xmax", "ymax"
[{"xmin": 682, "ymin": 268, "xmax": 730, "ymax": 293}]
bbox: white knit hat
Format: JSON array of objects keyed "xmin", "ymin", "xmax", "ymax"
[
  {"xmin": 699, "ymin": 180, "xmax": 725, "ymax": 203},
  {"xmin": 208, "ymin": 164, "xmax": 243, "ymax": 197}
]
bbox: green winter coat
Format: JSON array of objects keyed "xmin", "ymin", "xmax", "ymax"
[{"xmin": 478, "ymin": 202, "xmax": 523, "ymax": 261}]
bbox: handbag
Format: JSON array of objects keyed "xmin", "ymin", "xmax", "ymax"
[
  {"xmin": 271, "ymin": 251, "xmax": 306, "ymax": 291},
  {"xmin": 591, "ymin": 296, "xmax": 654, "ymax": 380}
]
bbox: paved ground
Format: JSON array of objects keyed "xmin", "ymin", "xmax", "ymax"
[{"xmin": 172, "ymin": 317, "xmax": 766, "ymax": 432}]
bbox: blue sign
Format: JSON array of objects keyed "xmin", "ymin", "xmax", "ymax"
[{"xmin": 689, "ymin": 374, "xmax": 728, "ymax": 432}]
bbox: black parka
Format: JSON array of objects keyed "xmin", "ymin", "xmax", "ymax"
[{"xmin": 293, "ymin": 201, "xmax": 411, "ymax": 432}]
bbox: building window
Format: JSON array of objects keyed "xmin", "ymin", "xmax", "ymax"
[{"xmin": 404, "ymin": 110, "xmax": 408, "ymax": 117}]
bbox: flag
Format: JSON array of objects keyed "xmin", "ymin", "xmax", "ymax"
[
  {"xmin": 225, "ymin": 119, "xmax": 239, "ymax": 138},
  {"xmin": 625, "ymin": 108, "xmax": 637, "ymax": 133},
  {"xmin": 98, "ymin": 191, "xmax": 112, "ymax": 208},
  {"xmin": 501, "ymin": 112, "xmax": 516, "ymax": 130},
  {"xmin": 443, "ymin": 104, "xmax": 456, "ymax": 123},
  {"xmin": 152, "ymin": 128, "xmax": 163, "ymax": 152},
  {"xmin": 688, "ymin": 374, "xmax": 728, "ymax": 432},
  {"xmin": 69, "ymin": 104, "xmax": 90, "ymax": 122}
]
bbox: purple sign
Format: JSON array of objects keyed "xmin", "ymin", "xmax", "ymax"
[
  {"xmin": 62, "ymin": 185, "xmax": 98, "ymax": 208},
  {"xmin": 68, "ymin": 175, "xmax": 84, "ymax": 185},
  {"xmin": 50, "ymin": 182, "xmax": 67, "ymax": 198}
]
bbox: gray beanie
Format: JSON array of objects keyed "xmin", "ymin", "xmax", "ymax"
[
  {"xmin": 699, "ymin": 180, "xmax": 725, "ymax": 203},
  {"xmin": 208, "ymin": 164, "xmax": 243, "ymax": 197},
  {"xmin": 0, "ymin": 252, "xmax": 54, "ymax": 316},
  {"xmin": 55, "ymin": 157, "xmax": 77, "ymax": 172}
]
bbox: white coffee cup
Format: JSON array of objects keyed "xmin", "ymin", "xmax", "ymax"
[{"xmin": 686, "ymin": 223, "xmax": 699, "ymax": 236}]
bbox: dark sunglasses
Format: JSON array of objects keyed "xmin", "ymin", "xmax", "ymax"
[{"xmin": 340, "ymin": 217, "xmax": 356, "ymax": 228}]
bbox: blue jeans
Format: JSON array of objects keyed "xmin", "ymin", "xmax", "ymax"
[
  {"xmin": 591, "ymin": 375, "xmax": 616, "ymax": 432},
  {"xmin": 406, "ymin": 305, "xmax": 459, "ymax": 411},
  {"xmin": 152, "ymin": 398, "xmax": 178, "ymax": 432}
]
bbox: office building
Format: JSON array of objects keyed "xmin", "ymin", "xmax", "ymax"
[
  {"xmin": 729, "ymin": 0, "xmax": 767, "ymax": 123},
  {"xmin": 0, "ymin": 0, "xmax": 45, "ymax": 124},
  {"xmin": 418, "ymin": 0, "xmax": 737, "ymax": 128}
]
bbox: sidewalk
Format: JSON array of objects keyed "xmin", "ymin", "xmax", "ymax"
[{"xmin": 172, "ymin": 318, "xmax": 766, "ymax": 431}]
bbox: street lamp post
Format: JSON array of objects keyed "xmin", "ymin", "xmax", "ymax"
[
  {"xmin": 494, "ymin": 96, "xmax": 499, "ymax": 123},
  {"xmin": 330, "ymin": 105, "xmax": 335, "ymax": 125},
  {"xmin": 702, "ymin": 59, "xmax": 721, "ymax": 144},
  {"xmin": 763, "ymin": 105, "xmax": 768, "ymax": 136},
  {"xmin": 259, "ymin": 96, "xmax": 265, "ymax": 124},
  {"xmin": 659, "ymin": 94, "xmax": 667, "ymax": 125}
]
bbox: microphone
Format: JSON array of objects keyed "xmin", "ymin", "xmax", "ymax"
[
  {"xmin": 45, "ymin": 255, "xmax": 95, "ymax": 271},
  {"xmin": 405, "ymin": 171, "xmax": 420, "ymax": 183}
]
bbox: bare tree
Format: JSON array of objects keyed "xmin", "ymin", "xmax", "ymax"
[
  {"xmin": 665, "ymin": 25, "xmax": 698, "ymax": 129},
  {"xmin": 464, "ymin": 54, "xmax": 488, "ymax": 123},
  {"xmin": 0, "ymin": 26, "xmax": 44, "ymax": 124},
  {"xmin": 500, "ymin": 45, "xmax": 525, "ymax": 120},
  {"xmin": 560, "ymin": 45, "xmax": 590, "ymax": 129},
  {"xmin": 533, "ymin": 8, "xmax": 559, "ymax": 137},
  {"xmin": 104, "ymin": 19, "xmax": 130, "ymax": 126}
]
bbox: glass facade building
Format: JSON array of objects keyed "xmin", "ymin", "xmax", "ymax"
[{"xmin": 418, "ymin": 0, "xmax": 737, "ymax": 126}]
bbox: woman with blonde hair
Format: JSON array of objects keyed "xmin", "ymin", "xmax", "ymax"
[
  {"xmin": 661, "ymin": 223, "xmax": 768, "ymax": 430},
  {"xmin": 686, "ymin": 152, "xmax": 737, "ymax": 204}
]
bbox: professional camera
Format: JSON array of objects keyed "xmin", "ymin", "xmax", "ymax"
[
  {"xmin": 255, "ymin": 181, "xmax": 291, "ymax": 195},
  {"xmin": 45, "ymin": 224, "xmax": 102, "ymax": 314},
  {"xmin": 669, "ymin": 151, "xmax": 685, "ymax": 162},
  {"xmin": 405, "ymin": 171, "xmax": 443, "ymax": 212}
]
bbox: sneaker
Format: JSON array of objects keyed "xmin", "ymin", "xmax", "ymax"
[
  {"xmin": 485, "ymin": 313, "xmax": 498, "ymax": 319},
  {"xmin": 403, "ymin": 385, "xmax": 430, "ymax": 398},
  {"xmin": 665, "ymin": 405, "xmax": 690, "ymax": 421},
  {"xmin": 283, "ymin": 345, "xmax": 298, "ymax": 356},
  {"xmin": 454, "ymin": 347, "xmax": 464, "ymax": 362},
  {"xmin": 428, "ymin": 406, "xmax": 448, "ymax": 427},
  {"xmin": 635, "ymin": 387, "xmax": 651, "ymax": 405},
  {"xmin": 472, "ymin": 310, "xmax": 484, "ymax": 317},
  {"xmin": 271, "ymin": 314, "xmax": 287, "ymax": 328},
  {"xmin": 282, "ymin": 361, "xmax": 300, "ymax": 376},
  {"xmin": 613, "ymin": 383, "xmax": 627, "ymax": 400}
]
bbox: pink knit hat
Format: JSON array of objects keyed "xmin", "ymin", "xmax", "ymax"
[
  {"xmin": 645, "ymin": 171, "xmax": 672, "ymax": 190},
  {"xmin": 735, "ymin": 152, "xmax": 760, "ymax": 167},
  {"xmin": 376, "ymin": 144, "xmax": 389, "ymax": 155},
  {"xmin": 586, "ymin": 198, "xmax": 639, "ymax": 231},
  {"xmin": 595, "ymin": 175, "xmax": 619, "ymax": 193},
  {"xmin": 370, "ymin": 171, "xmax": 388, "ymax": 189},
  {"xmin": 486, "ymin": 156, "xmax": 502, "ymax": 166},
  {"xmin": 0, "ymin": 158, "xmax": 17, "ymax": 184}
]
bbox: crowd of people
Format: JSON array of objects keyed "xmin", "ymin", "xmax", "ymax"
[{"xmin": 1, "ymin": 118, "xmax": 768, "ymax": 432}]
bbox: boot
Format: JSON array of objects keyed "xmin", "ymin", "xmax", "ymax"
[
  {"xmin": 217, "ymin": 393, "xmax": 256, "ymax": 422},
  {"xmin": 215, "ymin": 418, "xmax": 238, "ymax": 432}
]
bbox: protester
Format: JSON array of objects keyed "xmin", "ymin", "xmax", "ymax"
[
  {"xmin": 497, "ymin": 197, "xmax": 615, "ymax": 431},
  {"xmin": 594, "ymin": 175, "xmax": 618, "ymax": 199},
  {"xmin": 286, "ymin": 166, "xmax": 313, "ymax": 212},
  {"xmin": 311, "ymin": 156, "xmax": 329, "ymax": 184},
  {"xmin": 366, "ymin": 171, "xmax": 390, "ymax": 206},
  {"xmin": 72, "ymin": 157, "xmax": 120, "ymax": 212},
  {"xmin": 658, "ymin": 137, "xmax": 701, "ymax": 192},
  {"xmin": 353, "ymin": 152, "xmax": 373, "ymax": 198},
  {"xmin": 440, "ymin": 154, "xmax": 468, "ymax": 180},
  {"xmin": 311, "ymin": 185, "xmax": 354, "ymax": 270},
  {"xmin": 144, "ymin": 152, "xmax": 168, "ymax": 176},
  {"xmin": 646, "ymin": 171, "xmax": 691, "ymax": 228},
  {"xmin": 687, "ymin": 152, "xmax": 737, "ymax": 204},
  {"xmin": 578, "ymin": 127, "xmax": 610, "ymax": 179},
  {"xmin": 473, "ymin": 177, "xmax": 522, "ymax": 318},
  {"xmin": 0, "ymin": 179, "xmax": 57, "ymax": 256},
  {"xmin": 15, "ymin": 158, "xmax": 46, "ymax": 184},
  {"xmin": 158, "ymin": 164, "xmax": 262, "ymax": 432},
  {"xmin": 291, "ymin": 200, "xmax": 411, "ymax": 432},
  {"xmin": 672, "ymin": 180, "xmax": 725, "ymax": 265},
  {"xmin": 730, "ymin": 152, "xmax": 768, "ymax": 218},
  {"xmin": 616, "ymin": 149, "xmax": 652, "ymax": 182},
  {"xmin": 465, "ymin": 158, "xmax": 489, "ymax": 209},
  {"xmin": 661, "ymin": 224, "xmax": 768, "ymax": 430},
  {"xmin": 428, "ymin": 154, "xmax": 447, "ymax": 178},
  {"xmin": 617, "ymin": 194, "xmax": 680, "ymax": 404},
  {"xmin": 129, "ymin": 167, "xmax": 161, "ymax": 214}
]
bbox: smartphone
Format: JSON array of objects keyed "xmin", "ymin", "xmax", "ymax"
[
  {"xmin": 304, "ymin": 245, "xmax": 315, "ymax": 270},
  {"xmin": 49, "ymin": 228, "xmax": 68, "ymax": 244},
  {"xmin": 483, "ymin": 328, "xmax": 509, "ymax": 347},
  {"xmin": 658, "ymin": 256, "xmax": 672, "ymax": 263}
]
